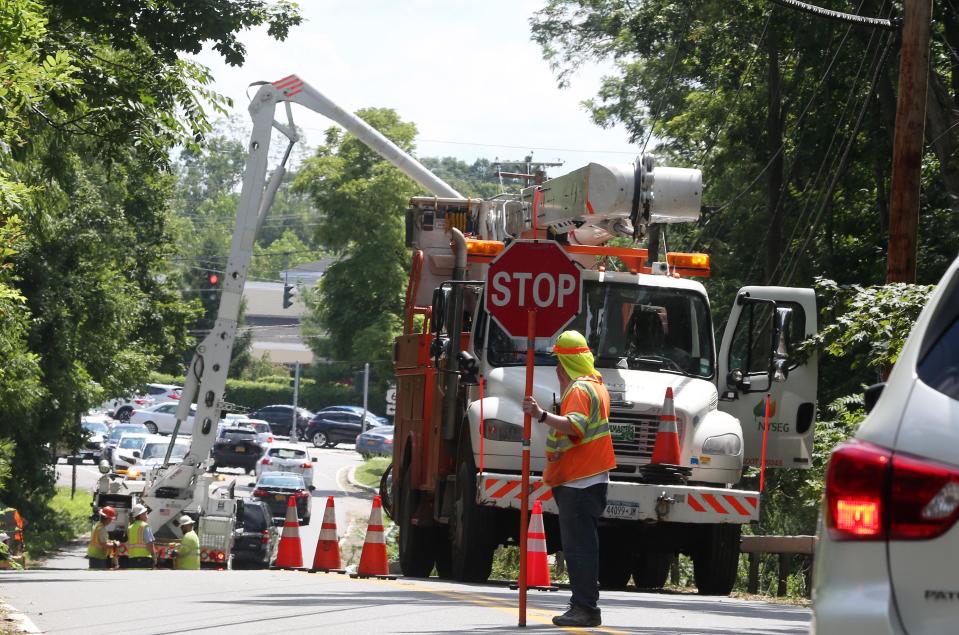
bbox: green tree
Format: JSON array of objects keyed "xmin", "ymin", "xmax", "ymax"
[{"xmin": 294, "ymin": 108, "xmax": 419, "ymax": 361}]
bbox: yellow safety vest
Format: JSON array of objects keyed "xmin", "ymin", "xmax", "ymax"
[
  {"xmin": 87, "ymin": 521, "xmax": 109, "ymax": 559},
  {"xmin": 125, "ymin": 520, "xmax": 152, "ymax": 559}
]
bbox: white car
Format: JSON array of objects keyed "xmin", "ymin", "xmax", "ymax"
[
  {"xmin": 247, "ymin": 419, "xmax": 274, "ymax": 446},
  {"xmin": 255, "ymin": 442, "xmax": 315, "ymax": 482},
  {"xmin": 129, "ymin": 402, "xmax": 196, "ymax": 435},
  {"xmin": 111, "ymin": 433, "xmax": 149, "ymax": 471},
  {"xmin": 125, "ymin": 435, "xmax": 191, "ymax": 480},
  {"xmin": 812, "ymin": 255, "xmax": 959, "ymax": 634}
]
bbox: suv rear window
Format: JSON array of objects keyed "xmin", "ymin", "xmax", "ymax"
[
  {"xmin": 918, "ymin": 314, "xmax": 959, "ymax": 400},
  {"xmin": 240, "ymin": 503, "xmax": 269, "ymax": 532},
  {"xmin": 220, "ymin": 428, "xmax": 256, "ymax": 440},
  {"xmin": 268, "ymin": 448, "xmax": 307, "ymax": 460}
]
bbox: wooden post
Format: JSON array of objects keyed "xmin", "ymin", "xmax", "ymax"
[
  {"xmin": 748, "ymin": 553, "xmax": 760, "ymax": 594},
  {"xmin": 887, "ymin": 0, "xmax": 932, "ymax": 283},
  {"xmin": 670, "ymin": 554, "xmax": 680, "ymax": 586},
  {"xmin": 777, "ymin": 553, "xmax": 791, "ymax": 597}
]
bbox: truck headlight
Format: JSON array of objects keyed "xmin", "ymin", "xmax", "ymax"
[
  {"xmin": 702, "ymin": 434, "xmax": 742, "ymax": 456},
  {"xmin": 482, "ymin": 419, "xmax": 523, "ymax": 443}
]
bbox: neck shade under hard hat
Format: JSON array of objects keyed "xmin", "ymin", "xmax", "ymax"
[{"xmin": 552, "ymin": 330, "xmax": 600, "ymax": 380}]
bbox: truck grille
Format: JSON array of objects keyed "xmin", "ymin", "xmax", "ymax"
[{"xmin": 609, "ymin": 410, "xmax": 660, "ymax": 462}]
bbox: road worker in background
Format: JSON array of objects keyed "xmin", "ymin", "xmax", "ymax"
[
  {"xmin": 173, "ymin": 515, "xmax": 200, "ymax": 570},
  {"xmin": 123, "ymin": 504, "xmax": 156, "ymax": 569},
  {"xmin": 0, "ymin": 532, "xmax": 22, "ymax": 570},
  {"xmin": 522, "ymin": 330, "xmax": 616, "ymax": 628},
  {"xmin": 87, "ymin": 506, "xmax": 118, "ymax": 569}
]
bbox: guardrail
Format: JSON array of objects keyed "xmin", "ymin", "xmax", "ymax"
[{"xmin": 740, "ymin": 535, "xmax": 817, "ymax": 597}]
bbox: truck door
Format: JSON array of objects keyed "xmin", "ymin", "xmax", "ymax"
[{"xmin": 717, "ymin": 286, "xmax": 818, "ymax": 469}]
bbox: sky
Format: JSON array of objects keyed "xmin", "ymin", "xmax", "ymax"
[{"xmin": 193, "ymin": 0, "xmax": 642, "ymax": 178}]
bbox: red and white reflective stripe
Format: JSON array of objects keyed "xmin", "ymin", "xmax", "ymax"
[
  {"xmin": 484, "ymin": 477, "xmax": 553, "ymax": 503},
  {"xmin": 319, "ymin": 520, "xmax": 337, "ymax": 542},
  {"xmin": 365, "ymin": 523, "xmax": 385, "ymax": 544},
  {"xmin": 272, "ymin": 74, "xmax": 304, "ymax": 97},
  {"xmin": 687, "ymin": 492, "xmax": 758, "ymax": 517},
  {"xmin": 527, "ymin": 507, "xmax": 547, "ymax": 553}
]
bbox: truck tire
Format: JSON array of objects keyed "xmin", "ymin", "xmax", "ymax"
[
  {"xmin": 598, "ymin": 528, "xmax": 632, "ymax": 589},
  {"xmin": 632, "ymin": 550, "xmax": 672, "ymax": 589},
  {"xmin": 397, "ymin": 465, "xmax": 435, "ymax": 578},
  {"xmin": 692, "ymin": 523, "xmax": 741, "ymax": 595},
  {"xmin": 448, "ymin": 460, "xmax": 495, "ymax": 582}
]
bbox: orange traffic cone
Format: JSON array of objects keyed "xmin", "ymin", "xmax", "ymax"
[
  {"xmin": 272, "ymin": 496, "xmax": 303, "ymax": 569},
  {"xmin": 510, "ymin": 500, "xmax": 559, "ymax": 592},
  {"xmin": 350, "ymin": 495, "xmax": 395, "ymax": 579},
  {"xmin": 310, "ymin": 496, "xmax": 345, "ymax": 573},
  {"xmin": 651, "ymin": 387, "xmax": 681, "ymax": 465}
]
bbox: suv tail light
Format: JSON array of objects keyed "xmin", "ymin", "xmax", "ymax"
[
  {"xmin": 826, "ymin": 440, "xmax": 959, "ymax": 541},
  {"xmin": 300, "ymin": 462, "xmax": 312, "ymax": 469},
  {"xmin": 252, "ymin": 488, "xmax": 268, "ymax": 497},
  {"xmin": 261, "ymin": 530, "xmax": 270, "ymax": 544},
  {"xmin": 260, "ymin": 458, "xmax": 271, "ymax": 465},
  {"xmin": 293, "ymin": 489, "xmax": 310, "ymax": 499}
]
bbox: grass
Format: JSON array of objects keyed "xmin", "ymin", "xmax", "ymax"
[
  {"xmin": 354, "ymin": 456, "xmax": 391, "ymax": 488},
  {"xmin": 24, "ymin": 487, "xmax": 93, "ymax": 561}
]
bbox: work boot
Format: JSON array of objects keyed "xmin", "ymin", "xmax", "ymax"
[{"xmin": 552, "ymin": 604, "xmax": 601, "ymax": 627}]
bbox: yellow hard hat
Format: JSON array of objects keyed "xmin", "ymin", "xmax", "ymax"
[{"xmin": 552, "ymin": 330, "xmax": 598, "ymax": 379}]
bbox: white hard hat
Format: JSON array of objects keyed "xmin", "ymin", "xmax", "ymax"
[
  {"xmin": 178, "ymin": 515, "xmax": 194, "ymax": 527},
  {"xmin": 0, "ymin": 532, "xmax": 8, "ymax": 543},
  {"xmin": 130, "ymin": 503, "xmax": 147, "ymax": 518}
]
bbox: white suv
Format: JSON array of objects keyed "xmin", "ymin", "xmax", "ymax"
[{"xmin": 812, "ymin": 256, "xmax": 959, "ymax": 634}]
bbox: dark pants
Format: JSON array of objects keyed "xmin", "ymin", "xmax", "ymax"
[
  {"xmin": 88, "ymin": 557, "xmax": 111, "ymax": 569},
  {"xmin": 553, "ymin": 483, "xmax": 608, "ymax": 613},
  {"xmin": 121, "ymin": 557, "xmax": 153, "ymax": 569}
]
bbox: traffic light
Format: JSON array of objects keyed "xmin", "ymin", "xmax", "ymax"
[
  {"xmin": 205, "ymin": 272, "xmax": 220, "ymax": 301},
  {"xmin": 282, "ymin": 283, "xmax": 296, "ymax": 309},
  {"xmin": 208, "ymin": 273, "xmax": 219, "ymax": 285}
]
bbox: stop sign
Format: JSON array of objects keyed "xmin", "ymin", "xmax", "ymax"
[{"xmin": 485, "ymin": 240, "xmax": 582, "ymax": 338}]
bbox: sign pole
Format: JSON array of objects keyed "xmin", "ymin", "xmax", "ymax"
[{"xmin": 519, "ymin": 309, "xmax": 536, "ymax": 627}]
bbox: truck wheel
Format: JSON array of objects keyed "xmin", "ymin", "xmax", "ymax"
[
  {"xmin": 692, "ymin": 523, "xmax": 741, "ymax": 595},
  {"xmin": 632, "ymin": 550, "xmax": 672, "ymax": 589},
  {"xmin": 448, "ymin": 461, "xmax": 495, "ymax": 582},
  {"xmin": 598, "ymin": 529, "xmax": 632, "ymax": 589},
  {"xmin": 397, "ymin": 465, "xmax": 436, "ymax": 577}
]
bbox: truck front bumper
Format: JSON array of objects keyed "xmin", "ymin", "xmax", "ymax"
[{"xmin": 478, "ymin": 472, "xmax": 759, "ymax": 524}]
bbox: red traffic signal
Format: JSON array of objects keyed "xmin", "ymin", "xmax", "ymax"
[{"xmin": 208, "ymin": 273, "xmax": 219, "ymax": 285}]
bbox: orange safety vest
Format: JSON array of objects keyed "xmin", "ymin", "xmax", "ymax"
[{"xmin": 543, "ymin": 375, "xmax": 617, "ymax": 487}]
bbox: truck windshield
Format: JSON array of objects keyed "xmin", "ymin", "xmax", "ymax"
[{"xmin": 484, "ymin": 281, "xmax": 714, "ymax": 379}]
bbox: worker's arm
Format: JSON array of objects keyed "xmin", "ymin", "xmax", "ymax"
[{"xmin": 522, "ymin": 396, "xmax": 579, "ymax": 437}]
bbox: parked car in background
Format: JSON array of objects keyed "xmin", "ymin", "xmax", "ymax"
[
  {"xmin": 101, "ymin": 423, "xmax": 149, "ymax": 464},
  {"xmin": 247, "ymin": 419, "xmax": 274, "ymax": 447},
  {"xmin": 812, "ymin": 255, "xmax": 959, "ymax": 634},
  {"xmin": 316, "ymin": 405, "xmax": 390, "ymax": 427},
  {"xmin": 355, "ymin": 425, "xmax": 394, "ymax": 459},
  {"xmin": 125, "ymin": 435, "xmax": 190, "ymax": 480},
  {"xmin": 232, "ymin": 499, "xmax": 278, "ymax": 569},
  {"xmin": 305, "ymin": 410, "xmax": 383, "ymax": 448},
  {"xmin": 145, "ymin": 383, "xmax": 182, "ymax": 403},
  {"xmin": 211, "ymin": 426, "xmax": 263, "ymax": 474},
  {"xmin": 111, "ymin": 433, "xmax": 149, "ymax": 472},
  {"xmin": 255, "ymin": 442, "xmax": 315, "ymax": 482},
  {"xmin": 249, "ymin": 405, "xmax": 314, "ymax": 439},
  {"xmin": 250, "ymin": 471, "xmax": 313, "ymax": 525},
  {"xmin": 129, "ymin": 402, "xmax": 196, "ymax": 435},
  {"xmin": 78, "ymin": 419, "xmax": 110, "ymax": 461},
  {"xmin": 222, "ymin": 413, "xmax": 251, "ymax": 426}
]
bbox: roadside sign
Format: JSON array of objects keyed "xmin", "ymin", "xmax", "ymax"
[{"xmin": 485, "ymin": 240, "xmax": 581, "ymax": 339}]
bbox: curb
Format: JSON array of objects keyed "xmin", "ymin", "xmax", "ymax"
[
  {"xmin": 1, "ymin": 600, "xmax": 42, "ymax": 634},
  {"xmin": 347, "ymin": 466, "xmax": 378, "ymax": 493}
]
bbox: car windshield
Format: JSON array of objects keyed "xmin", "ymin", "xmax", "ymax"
[
  {"xmin": 142, "ymin": 442, "xmax": 188, "ymax": 460},
  {"xmin": 483, "ymin": 280, "xmax": 714, "ymax": 378},
  {"xmin": 259, "ymin": 474, "xmax": 305, "ymax": 489},
  {"xmin": 118, "ymin": 436, "xmax": 147, "ymax": 450},
  {"xmin": 82, "ymin": 421, "xmax": 109, "ymax": 435},
  {"xmin": 268, "ymin": 448, "xmax": 307, "ymax": 460},
  {"xmin": 109, "ymin": 426, "xmax": 142, "ymax": 443}
]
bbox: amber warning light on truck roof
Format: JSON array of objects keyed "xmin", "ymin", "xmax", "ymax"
[
  {"xmin": 465, "ymin": 238, "xmax": 505, "ymax": 261},
  {"xmin": 666, "ymin": 252, "xmax": 711, "ymax": 277}
]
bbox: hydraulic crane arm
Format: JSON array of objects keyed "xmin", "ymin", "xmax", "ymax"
[{"xmin": 142, "ymin": 75, "xmax": 464, "ymax": 530}]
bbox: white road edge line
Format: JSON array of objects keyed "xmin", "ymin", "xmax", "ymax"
[{"xmin": 1, "ymin": 600, "xmax": 42, "ymax": 634}]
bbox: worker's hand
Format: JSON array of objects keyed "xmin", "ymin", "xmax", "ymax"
[{"xmin": 522, "ymin": 396, "xmax": 543, "ymax": 421}]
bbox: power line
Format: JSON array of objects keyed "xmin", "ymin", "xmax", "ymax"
[{"xmin": 768, "ymin": 0, "xmax": 896, "ymax": 30}]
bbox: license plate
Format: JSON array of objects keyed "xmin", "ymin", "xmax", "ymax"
[
  {"xmin": 235, "ymin": 446, "xmax": 246, "ymax": 453},
  {"xmin": 275, "ymin": 494, "xmax": 286, "ymax": 501},
  {"xmin": 366, "ymin": 439, "xmax": 376, "ymax": 446},
  {"xmin": 604, "ymin": 502, "xmax": 640, "ymax": 520},
  {"xmin": 610, "ymin": 423, "xmax": 634, "ymax": 443}
]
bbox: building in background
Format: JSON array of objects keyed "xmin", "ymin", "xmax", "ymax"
[{"xmin": 242, "ymin": 258, "xmax": 334, "ymax": 365}]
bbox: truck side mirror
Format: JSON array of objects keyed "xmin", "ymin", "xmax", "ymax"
[
  {"xmin": 431, "ymin": 288, "xmax": 448, "ymax": 335},
  {"xmin": 726, "ymin": 368, "xmax": 751, "ymax": 392},
  {"xmin": 132, "ymin": 451, "xmax": 141, "ymax": 458},
  {"xmin": 457, "ymin": 350, "xmax": 479, "ymax": 384}
]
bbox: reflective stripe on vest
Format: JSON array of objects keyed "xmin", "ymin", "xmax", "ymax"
[
  {"xmin": 544, "ymin": 377, "xmax": 617, "ymax": 487},
  {"xmin": 87, "ymin": 521, "xmax": 109, "ymax": 559},
  {"xmin": 126, "ymin": 520, "xmax": 151, "ymax": 559}
]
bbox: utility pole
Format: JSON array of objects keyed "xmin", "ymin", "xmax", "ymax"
[{"xmin": 887, "ymin": 0, "xmax": 932, "ymax": 283}]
